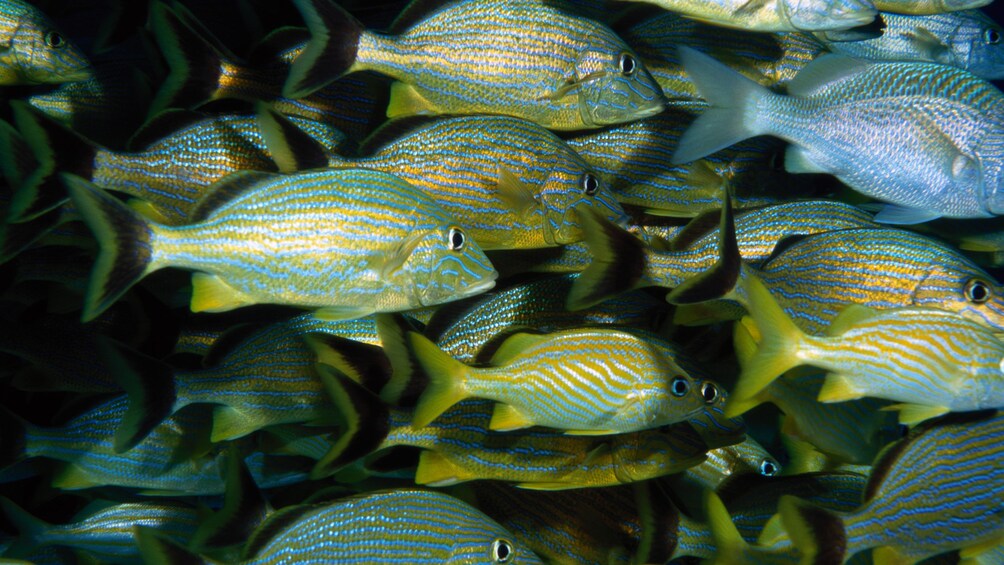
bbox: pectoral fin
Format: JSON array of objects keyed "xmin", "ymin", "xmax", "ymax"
[
  {"xmin": 904, "ymin": 28, "xmax": 951, "ymax": 64},
  {"xmin": 873, "ymin": 204, "xmax": 941, "ymax": 225},
  {"xmin": 495, "ymin": 166, "xmax": 538, "ymax": 220}
]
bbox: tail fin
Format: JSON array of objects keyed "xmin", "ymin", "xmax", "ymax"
[
  {"xmin": 283, "ymin": 0, "xmax": 364, "ymax": 99},
  {"xmin": 190, "ymin": 445, "xmax": 268, "ymax": 552},
  {"xmin": 0, "ymin": 207, "xmax": 64, "ymax": 264},
  {"xmin": 99, "ymin": 338, "xmax": 178, "ymax": 453},
  {"xmin": 377, "ymin": 313, "xmax": 469, "ymax": 429},
  {"xmin": 149, "ymin": 1, "xmax": 232, "ymax": 114},
  {"xmin": 255, "ymin": 102, "xmax": 332, "ymax": 173},
  {"xmin": 134, "ymin": 525, "xmax": 207, "ymax": 565},
  {"xmin": 667, "ymin": 189, "xmax": 741, "ymax": 305},
  {"xmin": 6, "ymin": 101, "xmax": 97, "ymax": 222},
  {"xmin": 704, "ymin": 491, "xmax": 750, "ymax": 565},
  {"xmin": 777, "ymin": 495, "xmax": 847, "ymax": 565},
  {"xmin": 62, "ymin": 174, "xmax": 158, "ymax": 322},
  {"xmin": 671, "ymin": 47, "xmax": 771, "ymax": 165},
  {"xmin": 313, "ymin": 363, "xmax": 390, "ymax": 478},
  {"xmin": 567, "ymin": 206, "xmax": 648, "ymax": 311},
  {"xmin": 0, "ymin": 119, "xmax": 38, "ymax": 190},
  {"xmin": 725, "ymin": 272, "xmax": 806, "ymax": 418},
  {"xmin": 0, "ymin": 497, "xmax": 48, "ymax": 557}
]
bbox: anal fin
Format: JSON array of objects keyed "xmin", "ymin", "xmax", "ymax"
[
  {"xmin": 415, "ymin": 450, "xmax": 473, "ymax": 487},
  {"xmin": 488, "ymin": 403, "xmax": 533, "ymax": 431},
  {"xmin": 190, "ymin": 273, "xmax": 255, "ymax": 313},
  {"xmin": 387, "ymin": 82, "xmax": 436, "ymax": 118},
  {"xmin": 817, "ymin": 373, "xmax": 866, "ymax": 402}
]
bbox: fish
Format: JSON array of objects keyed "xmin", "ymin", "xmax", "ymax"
[
  {"xmin": 0, "ymin": 497, "xmax": 199, "ymax": 563},
  {"xmin": 728, "ymin": 270, "xmax": 1004, "ymax": 423},
  {"xmin": 871, "ymin": 0, "xmax": 992, "ymax": 14},
  {"xmin": 2, "ymin": 102, "xmax": 348, "ymax": 224},
  {"xmin": 386, "ymin": 319, "xmax": 709, "ymax": 434},
  {"xmin": 672, "ymin": 47, "xmax": 1004, "ymax": 224},
  {"xmin": 0, "ymin": 0, "xmax": 91, "ymax": 85},
  {"xmin": 64, "ymin": 168, "xmax": 497, "ymax": 322},
  {"xmin": 778, "ymin": 411, "xmax": 1004, "ymax": 564},
  {"xmin": 618, "ymin": 0, "xmax": 877, "ymax": 32},
  {"xmin": 314, "ymin": 367, "xmax": 709, "ymax": 489},
  {"xmin": 568, "ymin": 199, "xmax": 878, "ymax": 310},
  {"xmin": 238, "ymin": 489, "xmax": 544, "ymax": 564},
  {"xmin": 815, "ymin": 10, "xmax": 1004, "ymax": 80},
  {"xmin": 283, "ymin": 0, "xmax": 667, "ymax": 129},
  {"xmin": 264, "ymin": 113, "xmax": 629, "ymax": 249}
]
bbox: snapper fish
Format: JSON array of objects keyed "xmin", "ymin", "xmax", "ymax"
[
  {"xmin": 383, "ymin": 319, "xmax": 709, "ymax": 434},
  {"xmin": 872, "ymin": 0, "xmax": 992, "ymax": 14},
  {"xmin": 64, "ymin": 168, "xmax": 496, "ymax": 322},
  {"xmin": 778, "ymin": 411, "xmax": 1004, "ymax": 564},
  {"xmin": 0, "ymin": 0, "xmax": 91, "ymax": 85},
  {"xmin": 672, "ymin": 47, "xmax": 1004, "ymax": 224},
  {"xmin": 618, "ymin": 0, "xmax": 877, "ymax": 32},
  {"xmin": 816, "ymin": 10, "xmax": 1004, "ymax": 80},
  {"xmin": 728, "ymin": 270, "xmax": 1004, "ymax": 424},
  {"xmin": 283, "ymin": 0, "xmax": 666, "ymax": 130}
]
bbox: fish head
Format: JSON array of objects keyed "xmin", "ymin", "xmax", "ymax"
[
  {"xmin": 10, "ymin": 15, "xmax": 91, "ymax": 85},
  {"xmin": 966, "ymin": 16, "xmax": 1004, "ymax": 80},
  {"xmin": 623, "ymin": 372, "xmax": 705, "ymax": 428},
  {"xmin": 401, "ymin": 224, "xmax": 497, "ymax": 308},
  {"xmin": 913, "ymin": 257, "xmax": 1004, "ymax": 332},
  {"xmin": 538, "ymin": 166, "xmax": 629, "ymax": 245},
  {"xmin": 781, "ymin": 0, "xmax": 877, "ymax": 32},
  {"xmin": 442, "ymin": 519, "xmax": 542, "ymax": 565},
  {"xmin": 572, "ymin": 44, "xmax": 666, "ymax": 128}
]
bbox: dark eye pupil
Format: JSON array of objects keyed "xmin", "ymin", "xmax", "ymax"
[
  {"xmin": 671, "ymin": 376, "xmax": 688, "ymax": 396},
  {"xmin": 966, "ymin": 279, "xmax": 990, "ymax": 303},
  {"xmin": 761, "ymin": 460, "xmax": 778, "ymax": 476},
  {"xmin": 987, "ymin": 29, "xmax": 1000, "ymax": 44},
  {"xmin": 497, "ymin": 543, "xmax": 510, "ymax": 559},
  {"xmin": 45, "ymin": 31, "xmax": 64, "ymax": 47},
  {"xmin": 701, "ymin": 382, "xmax": 718, "ymax": 403},
  {"xmin": 620, "ymin": 54, "xmax": 635, "ymax": 75},
  {"xmin": 583, "ymin": 174, "xmax": 597, "ymax": 195}
]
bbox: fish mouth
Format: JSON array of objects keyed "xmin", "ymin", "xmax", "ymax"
[
  {"xmin": 788, "ymin": 3, "xmax": 877, "ymax": 32},
  {"xmin": 461, "ymin": 274, "xmax": 497, "ymax": 296},
  {"xmin": 632, "ymin": 99, "xmax": 666, "ymax": 120}
]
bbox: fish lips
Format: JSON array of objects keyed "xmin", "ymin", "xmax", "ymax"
[{"xmin": 786, "ymin": 0, "xmax": 877, "ymax": 32}]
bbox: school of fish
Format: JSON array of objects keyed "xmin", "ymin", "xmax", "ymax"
[{"xmin": 1, "ymin": 0, "xmax": 1003, "ymax": 563}]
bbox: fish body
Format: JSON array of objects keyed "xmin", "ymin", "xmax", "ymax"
[
  {"xmin": 65, "ymin": 169, "xmax": 497, "ymax": 322},
  {"xmin": 872, "ymin": 0, "xmax": 993, "ymax": 14},
  {"xmin": 243, "ymin": 489, "xmax": 544, "ymax": 564},
  {"xmin": 0, "ymin": 0, "xmax": 91, "ymax": 85},
  {"xmin": 404, "ymin": 326, "xmax": 708, "ymax": 433},
  {"xmin": 756, "ymin": 227, "xmax": 1004, "ymax": 334},
  {"xmin": 816, "ymin": 10, "xmax": 1004, "ymax": 79},
  {"xmin": 0, "ymin": 498, "xmax": 199, "ymax": 563},
  {"xmin": 284, "ymin": 0, "xmax": 666, "ymax": 129},
  {"xmin": 729, "ymin": 271, "xmax": 1004, "ymax": 422},
  {"xmin": 780, "ymin": 411, "xmax": 1004, "ymax": 563},
  {"xmin": 673, "ymin": 48, "xmax": 1004, "ymax": 223},
  {"xmin": 619, "ymin": 0, "xmax": 877, "ymax": 32},
  {"xmin": 326, "ymin": 116, "xmax": 628, "ymax": 249}
]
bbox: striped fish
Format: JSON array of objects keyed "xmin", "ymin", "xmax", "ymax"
[
  {"xmin": 565, "ymin": 109, "xmax": 799, "ymax": 217},
  {"xmin": 317, "ymin": 370, "xmax": 708, "ymax": 488},
  {"xmin": 754, "ymin": 227, "xmax": 1004, "ymax": 334},
  {"xmin": 568, "ymin": 199, "xmax": 878, "ymax": 310},
  {"xmin": 728, "ymin": 271, "xmax": 1004, "ymax": 423},
  {"xmin": 2, "ymin": 102, "xmax": 347, "ymax": 224},
  {"xmin": 815, "ymin": 10, "xmax": 1004, "ymax": 79},
  {"xmin": 289, "ymin": 115, "xmax": 629, "ymax": 249},
  {"xmin": 241, "ymin": 489, "xmax": 544, "ymax": 564},
  {"xmin": 425, "ymin": 274, "xmax": 668, "ymax": 364},
  {"xmin": 149, "ymin": 2, "xmax": 385, "ymax": 139},
  {"xmin": 680, "ymin": 436, "xmax": 782, "ymax": 492},
  {"xmin": 283, "ymin": 0, "xmax": 666, "ymax": 130},
  {"xmin": 0, "ymin": 498, "xmax": 199, "ymax": 563},
  {"xmin": 673, "ymin": 48, "xmax": 1004, "ymax": 224},
  {"xmin": 779, "ymin": 411, "xmax": 1004, "ymax": 564},
  {"xmin": 621, "ymin": 9, "xmax": 825, "ymax": 100},
  {"xmin": 619, "ymin": 0, "xmax": 875, "ymax": 32},
  {"xmin": 390, "ymin": 321, "xmax": 709, "ymax": 433},
  {"xmin": 0, "ymin": 0, "xmax": 91, "ymax": 84},
  {"xmin": 64, "ymin": 168, "xmax": 497, "ymax": 322}
]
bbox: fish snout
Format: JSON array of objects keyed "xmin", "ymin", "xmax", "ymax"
[{"xmin": 787, "ymin": 0, "xmax": 877, "ymax": 32}]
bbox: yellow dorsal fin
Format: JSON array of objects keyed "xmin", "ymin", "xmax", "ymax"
[{"xmin": 489, "ymin": 332, "xmax": 550, "ymax": 365}]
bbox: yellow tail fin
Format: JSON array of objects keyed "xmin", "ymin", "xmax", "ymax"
[{"xmin": 410, "ymin": 332, "xmax": 469, "ymax": 428}]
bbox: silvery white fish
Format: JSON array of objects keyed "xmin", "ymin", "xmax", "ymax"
[
  {"xmin": 672, "ymin": 47, "xmax": 1004, "ymax": 224},
  {"xmin": 619, "ymin": 0, "xmax": 877, "ymax": 32},
  {"xmin": 0, "ymin": 0, "xmax": 91, "ymax": 84},
  {"xmin": 872, "ymin": 0, "xmax": 992, "ymax": 14},
  {"xmin": 64, "ymin": 169, "xmax": 497, "ymax": 322},
  {"xmin": 816, "ymin": 10, "xmax": 1004, "ymax": 80}
]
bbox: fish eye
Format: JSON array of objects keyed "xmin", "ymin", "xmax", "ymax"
[
  {"xmin": 964, "ymin": 278, "xmax": 992, "ymax": 304},
  {"xmin": 619, "ymin": 53, "xmax": 636, "ymax": 76},
  {"xmin": 700, "ymin": 382, "xmax": 719, "ymax": 404},
  {"xmin": 670, "ymin": 376, "xmax": 690, "ymax": 397},
  {"xmin": 985, "ymin": 28, "xmax": 1001, "ymax": 45},
  {"xmin": 492, "ymin": 538, "xmax": 513, "ymax": 563},
  {"xmin": 448, "ymin": 227, "xmax": 466, "ymax": 251},
  {"xmin": 759, "ymin": 458, "xmax": 780, "ymax": 477},
  {"xmin": 44, "ymin": 31, "xmax": 65, "ymax": 48},
  {"xmin": 581, "ymin": 173, "xmax": 599, "ymax": 196}
]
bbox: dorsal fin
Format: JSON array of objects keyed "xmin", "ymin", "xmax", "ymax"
[
  {"xmin": 386, "ymin": 0, "xmax": 453, "ymax": 34},
  {"xmin": 128, "ymin": 109, "xmax": 210, "ymax": 151},
  {"xmin": 189, "ymin": 171, "xmax": 276, "ymax": 223},
  {"xmin": 249, "ymin": 27, "xmax": 311, "ymax": 66},
  {"xmin": 489, "ymin": 331, "xmax": 550, "ymax": 366},
  {"xmin": 256, "ymin": 102, "xmax": 331, "ymax": 172},
  {"xmin": 670, "ymin": 208, "xmax": 721, "ymax": 251},
  {"xmin": 357, "ymin": 115, "xmax": 438, "ymax": 156}
]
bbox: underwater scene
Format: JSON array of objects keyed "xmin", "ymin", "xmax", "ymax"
[{"xmin": 1, "ymin": 0, "xmax": 1004, "ymax": 563}]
